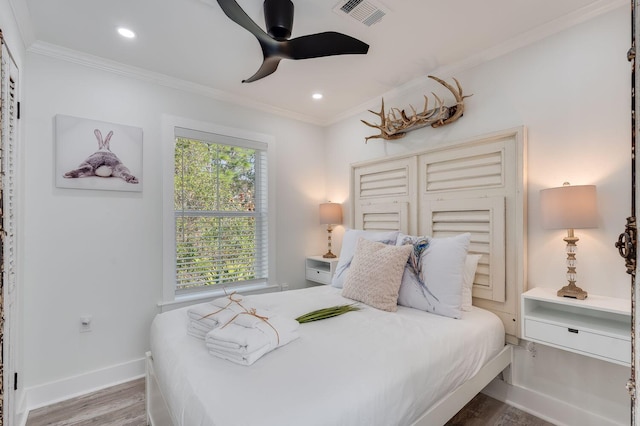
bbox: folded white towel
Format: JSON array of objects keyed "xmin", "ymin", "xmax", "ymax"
[
  {"xmin": 227, "ymin": 308, "xmax": 273, "ymax": 328},
  {"xmin": 187, "ymin": 320, "xmax": 212, "ymax": 340},
  {"xmin": 186, "ymin": 298, "xmax": 247, "ymax": 340},
  {"xmin": 208, "ymin": 344, "xmax": 273, "ymax": 366},
  {"xmin": 205, "ymin": 315, "xmax": 300, "ymax": 365},
  {"xmin": 206, "ymin": 324, "xmax": 270, "ymax": 353}
]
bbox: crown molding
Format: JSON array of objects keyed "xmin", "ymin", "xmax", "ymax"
[
  {"xmin": 328, "ymin": 0, "xmax": 628, "ymax": 126},
  {"xmin": 26, "ymin": 41, "xmax": 325, "ymax": 126}
]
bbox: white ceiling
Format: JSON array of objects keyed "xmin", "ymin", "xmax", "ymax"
[{"xmin": 15, "ymin": 0, "xmax": 625, "ymax": 124}]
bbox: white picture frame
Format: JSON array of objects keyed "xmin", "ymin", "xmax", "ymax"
[{"xmin": 55, "ymin": 114, "xmax": 143, "ymax": 192}]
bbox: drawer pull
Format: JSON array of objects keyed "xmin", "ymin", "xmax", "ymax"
[{"xmin": 568, "ymin": 328, "xmax": 579, "ymax": 334}]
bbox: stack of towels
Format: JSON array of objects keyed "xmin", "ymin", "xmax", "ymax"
[
  {"xmin": 186, "ymin": 296, "xmax": 240, "ymax": 340},
  {"xmin": 187, "ymin": 294, "xmax": 300, "ymax": 366}
]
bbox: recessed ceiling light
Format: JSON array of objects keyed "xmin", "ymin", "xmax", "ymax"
[
  {"xmin": 117, "ymin": 27, "xmax": 136, "ymax": 39},
  {"xmin": 312, "ymin": 93, "xmax": 323, "ymax": 100}
]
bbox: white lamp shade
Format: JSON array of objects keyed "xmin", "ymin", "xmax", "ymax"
[
  {"xmin": 319, "ymin": 202, "xmax": 342, "ymax": 225},
  {"xmin": 540, "ymin": 184, "xmax": 598, "ymax": 229}
]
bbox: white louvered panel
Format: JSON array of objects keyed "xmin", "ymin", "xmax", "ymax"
[
  {"xmin": 360, "ymin": 180, "xmax": 407, "ymax": 198},
  {"xmin": 353, "ymin": 157, "xmax": 417, "ymax": 234},
  {"xmin": 423, "ymin": 148, "xmax": 504, "ymax": 193},
  {"xmin": 428, "ymin": 162, "xmax": 502, "ymax": 186},
  {"xmin": 425, "ymin": 197, "xmax": 506, "ymax": 302},
  {"xmin": 363, "ymin": 212, "xmax": 399, "ymax": 229},
  {"xmin": 358, "ymin": 167, "xmax": 408, "ymax": 199},
  {"xmin": 427, "ymin": 175, "xmax": 503, "ymax": 192},
  {"xmin": 427, "ymin": 151, "xmax": 502, "ymax": 173},
  {"xmin": 354, "ymin": 157, "xmax": 415, "ymax": 200},
  {"xmin": 473, "ymin": 262, "xmax": 491, "ymax": 287},
  {"xmin": 1, "ymin": 36, "xmax": 19, "ymax": 426},
  {"xmin": 468, "ymin": 233, "xmax": 491, "ymax": 245},
  {"xmin": 431, "ymin": 209, "xmax": 491, "ymax": 290},
  {"xmin": 0, "ymin": 49, "xmax": 17, "ymax": 301},
  {"xmin": 356, "ymin": 203, "xmax": 408, "ymax": 233},
  {"xmin": 360, "ymin": 168, "xmax": 407, "ymax": 183}
]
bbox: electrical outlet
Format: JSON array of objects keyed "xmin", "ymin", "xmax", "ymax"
[{"xmin": 80, "ymin": 316, "xmax": 92, "ymax": 333}]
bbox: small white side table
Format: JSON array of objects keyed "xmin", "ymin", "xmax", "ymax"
[
  {"xmin": 305, "ymin": 256, "xmax": 339, "ymax": 285},
  {"xmin": 521, "ymin": 287, "xmax": 631, "ymax": 366}
]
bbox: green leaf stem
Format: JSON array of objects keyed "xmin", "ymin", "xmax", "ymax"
[{"xmin": 295, "ymin": 304, "xmax": 360, "ymax": 323}]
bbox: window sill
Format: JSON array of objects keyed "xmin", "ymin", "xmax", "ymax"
[{"xmin": 157, "ymin": 283, "xmax": 281, "ymax": 313}]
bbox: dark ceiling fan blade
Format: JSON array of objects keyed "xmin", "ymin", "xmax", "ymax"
[
  {"xmin": 285, "ymin": 32, "xmax": 369, "ymax": 60},
  {"xmin": 216, "ymin": 0, "xmax": 271, "ymax": 43},
  {"xmin": 242, "ymin": 56, "xmax": 282, "ymax": 83}
]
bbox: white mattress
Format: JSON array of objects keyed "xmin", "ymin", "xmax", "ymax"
[{"xmin": 150, "ymin": 286, "xmax": 505, "ymax": 426}]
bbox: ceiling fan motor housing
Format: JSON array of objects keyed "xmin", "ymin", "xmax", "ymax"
[{"xmin": 264, "ymin": 0, "xmax": 294, "ymax": 40}]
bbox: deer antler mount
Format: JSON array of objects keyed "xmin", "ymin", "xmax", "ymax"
[{"xmin": 361, "ymin": 76, "xmax": 471, "ymax": 143}]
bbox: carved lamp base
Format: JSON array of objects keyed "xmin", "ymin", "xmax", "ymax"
[
  {"xmin": 322, "ymin": 251, "xmax": 337, "ymax": 259},
  {"xmin": 323, "ymin": 224, "xmax": 337, "ymax": 259},
  {"xmin": 557, "ymin": 282, "xmax": 588, "ymax": 300}
]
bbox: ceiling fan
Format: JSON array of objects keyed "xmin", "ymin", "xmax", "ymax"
[{"xmin": 216, "ymin": 0, "xmax": 370, "ymax": 83}]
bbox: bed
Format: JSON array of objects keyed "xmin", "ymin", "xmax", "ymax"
[
  {"xmin": 148, "ymin": 286, "xmax": 508, "ymax": 425},
  {"xmin": 146, "ymin": 127, "xmax": 527, "ymax": 425}
]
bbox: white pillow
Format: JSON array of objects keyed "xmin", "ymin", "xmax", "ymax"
[
  {"xmin": 396, "ymin": 232, "xmax": 471, "ymax": 319},
  {"xmin": 331, "ymin": 229, "xmax": 399, "ymax": 288},
  {"xmin": 342, "ymin": 238, "xmax": 412, "ymax": 312},
  {"xmin": 461, "ymin": 254, "xmax": 482, "ymax": 311}
]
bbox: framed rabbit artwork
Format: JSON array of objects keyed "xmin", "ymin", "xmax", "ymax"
[{"xmin": 55, "ymin": 115, "xmax": 143, "ymax": 192}]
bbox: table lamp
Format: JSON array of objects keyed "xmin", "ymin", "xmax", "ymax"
[
  {"xmin": 540, "ymin": 183, "xmax": 598, "ymax": 300},
  {"xmin": 319, "ymin": 202, "xmax": 342, "ymax": 258}
]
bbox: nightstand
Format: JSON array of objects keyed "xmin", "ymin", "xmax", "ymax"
[
  {"xmin": 522, "ymin": 287, "xmax": 631, "ymax": 366},
  {"xmin": 305, "ymin": 256, "xmax": 339, "ymax": 285}
]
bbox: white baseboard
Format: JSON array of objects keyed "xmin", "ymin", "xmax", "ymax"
[
  {"xmin": 482, "ymin": 377, "xmax": 625, "ymax": 426},
  {"xmin": 23, "ymin": 357, "xmax": 145, "ymax": 413}
]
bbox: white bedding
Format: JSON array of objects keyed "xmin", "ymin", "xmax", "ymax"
[{"xmin": 150, "ymin": 286, "xmax": 505, "ymax": 426}]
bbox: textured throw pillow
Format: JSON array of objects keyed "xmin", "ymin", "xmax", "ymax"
[
  {"xmin": 461, "ymin": 254, "xmax": 482, "ymax": 312},
  {"xmin": 331, "ymin": 229, "xmax": 399, "ymax": 289},
  {"xmin": 396, "ymin": 232, "xmax": 471, "ymax": 319},
  {"xmin": 342, "ymin": 238, "xmax": 412, "ymax": 312}
]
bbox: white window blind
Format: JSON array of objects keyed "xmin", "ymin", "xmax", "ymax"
[{"xmin": 174, "ymin": 127, "xmax": 268, "ymax": 294}]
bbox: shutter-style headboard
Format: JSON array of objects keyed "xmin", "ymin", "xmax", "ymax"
[{"xmin": 350, "ymin": 127, "xmax": 527, "ymax": 343}]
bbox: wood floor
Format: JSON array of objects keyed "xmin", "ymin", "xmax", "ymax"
[
  {"xmin": 445, "ymin": 393, "xmax": 555, "ymax": 426},
  {"xmin": 26, "ymin": 378, "xmax": 554, "ymax": 426},
  {"xmin": 26, "ymin": 379, "xmax": 146, "ymax": 426}
]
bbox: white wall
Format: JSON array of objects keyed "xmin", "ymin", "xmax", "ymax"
[
  {"xmin": 325, "ymin": 5, "xmax": 631, "ymax": 425},
  {"xmin": 21, "ymin": 52, "xmax": 328, "ymax": 407}
]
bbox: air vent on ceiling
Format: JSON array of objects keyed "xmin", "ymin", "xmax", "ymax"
[{"xmin": 333, "ymin": 0, "xmax": 388, "ymax": 27}]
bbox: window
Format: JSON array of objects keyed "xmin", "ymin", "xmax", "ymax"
[{"xmin": 163, "ymin": 118, "xmax": 273, "ymax": 303}]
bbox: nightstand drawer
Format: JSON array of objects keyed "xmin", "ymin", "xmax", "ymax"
[
  {"xmin": 305, "ymin": 268, "xmax": 332, "ymax": 284},
  {"xmin": 524, "ymin": 318, "xmax": 630, "ymax": 365},
  {"xmin": 305, "ymin": 256, "xmax": 339, "ymax": 285}
]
